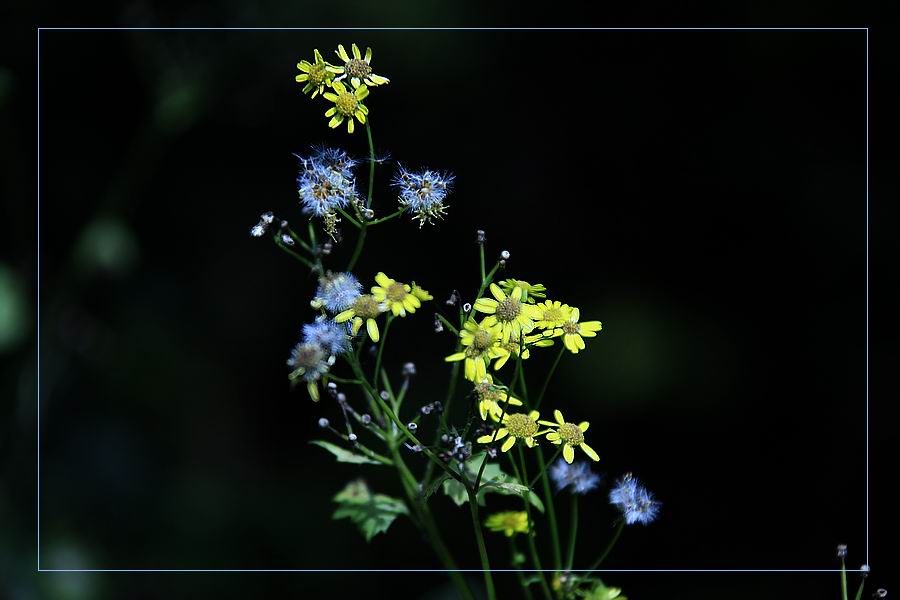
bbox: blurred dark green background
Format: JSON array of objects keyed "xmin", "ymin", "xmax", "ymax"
[{"xmin": 2, "ymin": 8, "xmax": 896, "ymax": 600}]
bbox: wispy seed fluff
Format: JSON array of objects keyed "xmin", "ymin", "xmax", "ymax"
[
  {"xmin": 302, "ymin": 317, "xmax": 351, "ymax": 356},
  {"xmin": 392, "ymin": 166, "xmax": 454, "ymax": 227},
  {"xmin": 312, "ymin": 271, "xmax": 362, "ymax": 313},
  {"xmin": 609, "ymin": 474, "xmax": 660, "ymax": 525},
  {"xmin": 296, "ymin": 147, "xmax": 359, "ymax": 239}
]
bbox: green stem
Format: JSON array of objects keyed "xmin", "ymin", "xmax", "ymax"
[
  {"xmin": 534, "ymin": 346, "xmax": 565, "ymax": 412},
  {"xmin": 566, "ymin": 494, "xmax": 578, "ymax": 571},
  {"xmin": 274, "ymin": 236, "xmax": 314, "ymax": 269},
  {"xmin": 372, "ymin": 315, "xmax": 393, "ymax": 390},
  {"xmin": 474, "ymin": 343, "xmax": 523, "ymax": 492},
  {"xmin": 365, "ymin": 120, "xmax": 375, "ymax": 208},
  {"xmin": 368, "ymin": 208, "xmax": 405, "ymax": 225},
  {"xmin": 346, "ymin": 222, "xmax": 367, "ymax": 271},
  {"xmin": 852, "ymin": 578, "xmax": 866, "ymax": 600},
  {"xmin": 509, "ymin": 537, "xmax": 535, "ymax": 600},
  {"xmin": 514, "ymin": 447, "xmax": 553, "ymax": 600},
  {"xmin": 435, "ymin": 313, "xmax": 460, "ymax": 337},
  {"xmin": 528, "ymin": 446, "xmax": 562, "ymax": 488},
  {"xmin": 535, "ymin": 446, "xmax": 562, "ymax": 571},
  {"xmin": 467, "ymin": 486, "xmax": 496, "ymax": 600},
  {"xmin": 285, "ymin": 226, "xmax": 313, "ymax": 253},
  {"xmin": 841, "ymin": 559, "xmax": 848, "ymax": 600},
  {"xmin": 479, "ymin": 243, "xmax": 486, "ymax": 281},
  {"xmin": 338, "ymin": 207, "xmax": 362, "ymax": 229},
  {"xmin": 325, "ymin": 374, "xmax": 362, "ymax": 385},
  {"xmin": 474, "ymin": 262, "xmax": 500, "ymax": 303},
  {"xmin": 588, "ymin": 520, "xmax": 625, "ymax": 571}
]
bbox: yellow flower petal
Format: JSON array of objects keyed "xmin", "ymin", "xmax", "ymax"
[
  {"xmin": 563, "ymin": 444, "xmax": 575, "ymax": 463},
  {"xmin": 501, "ymin": 437, "xmax": 516, "ymax": 452},
  {"xmin": 581, "ymin": 443, "xmax": 600, "ymax": 462},
  {"xmin": 366, "ymin": 318, "xmax": 379, "ymax": 342}
]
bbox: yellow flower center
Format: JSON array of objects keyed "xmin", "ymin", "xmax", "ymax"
[
  {"xmin": 335, "ymin": 90, "xmax": 359, "ymax": 116},
  {"xmin": 352, "ymin": 294, "xmax": 381, "ymax": 319},
  {"xmin": 308, "ymin": 62, "xmax": 328, "ymax": 85},
  {"xmin": 475, "ymin": 382, "xmax": 502, "ymax": 401},
  {"xmin": 505, "ymin": 413, "xmax": 538, "ymax": 438},
  {"xmin": 562, "ymin": 321, "xmax": 580, "ymax": 335},
  {"xmin": 386, "ymin": 282, "xmax": 408, "ymax": 302},
  {"xmin": 346, "ymin": 58, "xmax": 372, "ymax": 79},
  {"xmin": 471, "ymin": 329, "xmax": 494, "ymax": 351},
  {"xmin": 496, "ymin": 297, "xmax": 522, "ymax": 323},
  {"xmin": 557, "ymin": 422, "xmax": 584, "ymax": 446},
  {"xmin": 496, "ymin": 513, "xmax": 525, "ymax": 530}
]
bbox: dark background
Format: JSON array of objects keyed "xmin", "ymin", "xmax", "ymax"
[{"xmin": 2, "ymin": 7, "xmax": 896, "ymax": 600}]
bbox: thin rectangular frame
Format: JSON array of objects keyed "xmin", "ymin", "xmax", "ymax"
[{"xmin": 36, "ymin": 26, "xmax": 870, "ymax": 573}]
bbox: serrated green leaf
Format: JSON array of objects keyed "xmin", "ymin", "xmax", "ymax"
[
  {"xmin": 310, "ymin": 440, "xmax": 383, "ymax": 466},
  {"xmin": 332, "ymin": 479, "xmax": 408, "ymax": 542},
  {"xmin": 421, "ymin": 472, "xmax": 451, "ymax": 502}
]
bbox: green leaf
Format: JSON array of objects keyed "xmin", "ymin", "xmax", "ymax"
[
  {"xmin": 332, "ymin": 479, "xmax": 408, "ymax": 542},
  {"xmin": 440, "ymin": 453, "xmax": 543, "ymax": 512},
  {"xmin": 310, "ymin": 440, "xmax": 383, "ymax": 466},
  {"xmin": 421, "ymin": 472, "xmax": 451, "ymax": 502}
]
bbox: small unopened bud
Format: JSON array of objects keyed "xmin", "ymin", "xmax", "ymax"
[
  {"xmin": 327, "ymin": 382, "xmax": 338, "ymax": 391},
  {"xmin": 406, "ymin": 443, "xmax": 423, "ymax": 453},
  {"xmin": 462, "ymin": 302, "xmax": 472, "ymax": 313},
  {"xmin": 434, "ymin": 315, "xmax": 444, "ymax": 333},
  {"xmin": 250, "ymin": 223, "xmax": 266, "ymax": 237},
  {"xmin": 402, "ymin": 362, "xmax": 417, "ymax": 377},
  {"xmin": 874, "ymin": 589, "xmax": 887, "ymax": 598},
  {"xmin": 476, "ymin": 230, "xmax": 486, "ymax": 244},
  {"xmin": 317, "ymin": 418, "xmax": 329, "ymax": 428},
  {"xmin": 837, "ymin": 544, "xmax": 848, "ymax": 558},
  {"xmin": 321, "ymin": 241, "xmax": 333, "ymax": 255},
  {"xmin": 407, "ymin": 422, "xmax": 418, "ymax": 432},
  {"xmin": 261, "ymin": 211, "xmax": 274, "ymax": 224},
  {"xmin": 421, "ymin": 404, "xmax": 433, "ymax": 415},
  {"xmin": 445, "ymin": 290, "xmax": 460, "ymax": 306},
  {"xmin": 363, "ymin": 209, "xmax": 375, "ymax": 220},
  {"xmin": 348, "ymin": 433, "xmax": 358, "ymax": 442},
  {"xmin": 280, "ymin": 220, "xmax": 289, "ymax": 229},
  {"xmin": 861, "ymin": 564, "xmax": 870, "ymax": 578},
  {"xmin": 500, "ymin": 250, "xmax": 510, "ymax": 260},
  {"xmin": 361, "ymin": 414, "xmax": 372, "ymax": 425},
  {"xmin": 380, "ymin": 390, "xmax": 390, "ymax": 401},
  {"xmin": 433, "ymin": 401, "xmax": 443, "ymax": 413},
  {"xmin": 336, "ymin": 392, "xmax": 347, "ymax": 403},
  {"xmin": 281, "ymin": 233, "xmax": 295, "ymax": 246}
]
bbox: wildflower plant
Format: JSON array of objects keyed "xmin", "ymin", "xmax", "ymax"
[{"xmin": 252, "ymin": 42, "xmax": 662, "ymax": 600}]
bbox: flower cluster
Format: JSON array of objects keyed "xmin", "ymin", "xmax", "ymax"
[
  {"xmin": 392, "ymin": 166, "xmax": 454, "ymax": 227},
  {"xmin": 295, "ymin": 146, "xmax": 360, "ymax": 239},
  {"xmin": 295, "ymin": 43, "xmax": 389, "ymax": 134},
  {"xmin": 550, "ymin": 459, "xmax": 602, "ymax": 495},
  {"xmin": 609, "ymin": 474, "xmax": 660, "ymax": 525}
]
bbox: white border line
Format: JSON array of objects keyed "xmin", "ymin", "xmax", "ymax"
[{"xmin": 36, "ymin": 26, "xmax": 869, "ymax": 573}]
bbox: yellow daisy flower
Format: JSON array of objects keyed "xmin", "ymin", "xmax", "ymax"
[
  {"xmin": 410, "ymin": 281, "xmax": 433, "ymax": 302},
  {"xmin": 533, "ymin": 300, "xmax": 574, "ymax": 329},
  {"xmin": 445, "ymin": 319, "xmax": 504, "ymax": 381},
  {"xmin": 322, "ymin": 80, "xmax": 369, "ymax": 134},
  {"xmin": 473, "ymin": 284, "xmax": 540, "ymax": 344},
  {"xmin": 371, "ymin": 272, "xmax": 425, "ymax": 317},
  {"xmin": 473, "ymin": 376, "xmax": 523, "ymax": 421},
  {"xmin": 484, "ymin": 511, "xmax": 529, "ymax": 537},
  {"xmin": 476, "ymin": 410, "xmax": 547, "ymax": 453},
  {"xmin": 493, "ymin": 331, "xmax": 555, "ymax": 370},
  {"xmin": 335, "ymin": 294, "xmax": 385, "ymax": 341},
  {"xmin": 295, "ymin": 49, "xmax": 340, "ymax": 98},
  {"xmin": 539, "ymin": 409, "xmax": 599, "ymax": 463},
  {"xmin": 334, "ymin": 43, "xmax": 390, "ymax": 88},
  {"xmin": 498, "ymin": 279, "xmax": 547, "ymax": 304},
  {"xmin": 551, "ymin": 307, "xmax": 603, "ymax": 354}
]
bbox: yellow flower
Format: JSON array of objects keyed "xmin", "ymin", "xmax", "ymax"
[
  {"xmin": 477, "ymin": 410, "xmax": 547, "ymax": 453},
  {"xmin": 410, "ymin": 281, "xmax": 433, "ymax": 302},
  {"xmin": 539, "ymin": 409, "xmax": 599, "ymax": 463},
  {"xmin": 493, "ymin": 331, "xmax": 554, "ymax": 370},
  {"xmin": 498, "ymin": 279, "xmax": 546, "ymax": 304},
  {"xmin": 335, "ymin": 294, "xmax": 385, "ymax": 341},
  {"xmin": 484, "ymin": 511, "xmax": 529, "ymax": 537},
  {"xmin": 533, "ymin": 300, "xmax": 574, "ymax": 329},
  {"xmin": 473, "ymin": 376, "xmax": 523, "ymax": 421},
  {"xmin": 371, "ymin": 272, "xmax": 425, "ymax": 317},
  {"xmin": 552, "ymin": 307, "xmax": 602, "ymax": 354},
  {"xmin": 445, "ymin": 319, "xmax": 504, "ymax": 381},
  {"xmin": 322, "ymin": 80, "xmax": 369, "ymax": 134},
  {"xmin": 473, "ymin": 283, "xmax": 540, "ymax": 344},
  {"xmin": 334, "ymin": 43, "xmax": 390, "ymax": 88},
  {"xmin": 295, "ymin": 49, "xmax": 340, "ymax": 98}
]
